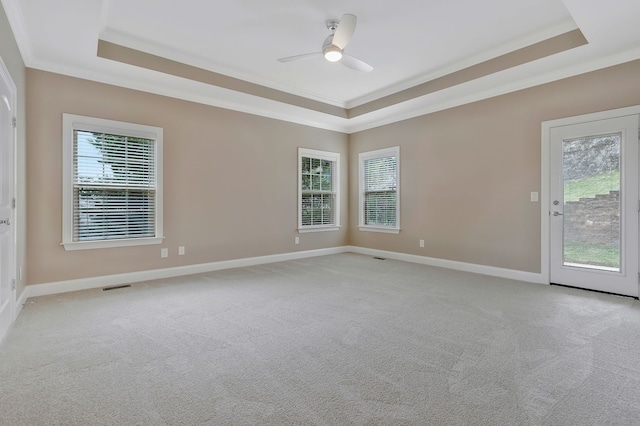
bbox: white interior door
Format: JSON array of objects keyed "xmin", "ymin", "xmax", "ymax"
[
  {"xmin": 0, "ymin": 59, "xmax": 16, "ymax": 339},
  {"xmin": 549, "ymin": 114, "xmax": 639, "ymax": 297}
]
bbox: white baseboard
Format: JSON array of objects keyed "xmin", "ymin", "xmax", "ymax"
[
  {"xmin": 16, "ymin": 288, "xmax": 27, "ymax": 317},
  {"xmin": 24, "ymin": 246, "xmax": 350, "ymax": 299},
  {"xmin": 22, "ymin": 245, "xmax": 546, "ymax": 302},
  {"xmin": 347, "ymin": 246, "xmax": 547, "ymax": 284}
]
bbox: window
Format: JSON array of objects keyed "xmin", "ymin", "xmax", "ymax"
[
  {"xmin": 62, "ymin": 114, "xmax": 163, "ymax": 250},
  {"xmin": 359, "ymin": 146, "xmax": 400, "ymax": 233},
  {"xmin": 298, "ymin": 148, "xmax": 340, "ymax": 232}
]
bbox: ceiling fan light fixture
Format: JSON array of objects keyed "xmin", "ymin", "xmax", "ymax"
[
  {"xmin": 323, "ymin": 45, "xmax": 343, "ymax": 62},
  {"xmin": 278, "ymin": 14, "xmax": 373, "ymax": 72}
]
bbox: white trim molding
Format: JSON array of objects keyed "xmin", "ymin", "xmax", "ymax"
[
  {"xmin": 23, "ymin": 247, "xmax": 350, "ymax": 299},
  {"xmin": 22, "ymin": 246, "xmax": 546, "ymax": 302},
  {"xmin": 15, "ymin": 286, "xmax": 27, "ymax": 316},
  {"xmin": 349, "ymin": 246, "xmax": 546, "ymax": 284}
]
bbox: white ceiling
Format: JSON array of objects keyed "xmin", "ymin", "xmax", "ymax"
[{"xmin": 3, "ymin": 0, "xmax": 640, "ymax": 132}]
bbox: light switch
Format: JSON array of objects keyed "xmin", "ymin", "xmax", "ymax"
[{"xmin": 530, "ymin": 192, "xmax": 539, "ymax": 202}]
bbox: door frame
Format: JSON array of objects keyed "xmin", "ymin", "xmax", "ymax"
[
  {"xmin": 0, "ymin": 56, "xmax": 17, "ymax": 340},
  {"xmin": 541, "ymin": 105, "xmax": 640, "ymax": 290}
]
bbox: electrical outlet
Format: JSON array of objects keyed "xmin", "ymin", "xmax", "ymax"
[
  {"xmin": 161, "ymin": 248, "xmax": 168, "ymax": 258},
  {"xmin": 419, "ymin": 239, "xmax": 425, "ymax": 248},
  {"xmin": 178, "ymin": 246, "xmax": 185, "ymax": 256},
  {"xmin": 295, "ymin": 236, "xmax": 300, "ymax": 245}
]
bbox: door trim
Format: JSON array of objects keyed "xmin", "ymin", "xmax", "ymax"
[
  {"xmin": 0, "ymin": 56, "xmax": 17, "ymax": 341},
  {"xmin": 541, "ymin": 105, "xmax": 640, "ymax": 287}
]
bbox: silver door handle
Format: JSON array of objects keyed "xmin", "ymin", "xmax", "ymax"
[
  {"xmin": 552, "ymin": 211, "xmax": 563, "ymax": 216},
  {"xmin": 0, "ymin": 218, "xmax": 9, "ymax": 225}
]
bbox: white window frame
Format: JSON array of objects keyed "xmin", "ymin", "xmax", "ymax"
[
  {"xmin": 298, "ymin": 147, "xmax": 340, "ymax": 233},
  {"xmin": 62, "ymin": 114, "xmax": 163, "ymax": 250},
  {"xmin": 359, "ymin": 146, "xmax": 400, "ymax": 234}
]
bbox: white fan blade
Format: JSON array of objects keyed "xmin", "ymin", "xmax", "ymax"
[
  {"xmin": 341, "ymin": 54, "xmax": 373, "ymax": 72},
  {"xmin": 277, "ymin": 52, "xmax": 322, "ymax": 63},
  {"xmin": 332, "ymin": 14, "xmax": 356, "ymax": 50}
]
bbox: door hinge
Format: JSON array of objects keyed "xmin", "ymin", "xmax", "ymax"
[
  {"xmin": 11, "ymin": 116, "xmax": 16, "ymax": 128},
  {"xmin": 11, "ymin": 279, "xmax": 15, "ymax": 291},
  {"xmin": 12, "ymin": 198, "xmax": 15, "ymax": 209}
]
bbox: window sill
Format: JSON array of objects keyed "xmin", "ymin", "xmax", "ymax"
[
  {"xmin": 358, "ymin": 226, "xmax": 400, "ymax": 234},
  {"xmin": 298, "ymin": 226, "xmax": 341, "ymax": 233},
  {"xmin": 62, "ymin": 236, "xmax": 164, "ymax": 251}
]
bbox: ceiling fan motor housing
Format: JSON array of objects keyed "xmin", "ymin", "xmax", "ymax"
[
  {"xmin": 325, "ymin": 19, "xmax": 340, "ymax": 32},
  {"xmin": 322, "ymin": 35, "xmax": 343, "ymax": 62}
]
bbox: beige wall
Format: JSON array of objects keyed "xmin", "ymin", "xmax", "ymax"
[
  {"xmin": 26, "ymin": 70, "xmax": 348, "ymax": 285},
  {"xmin": 23, "ymin": 56, "xmax": 640, "ymax": 284},
  {"xmin": 1, "ymin": 3, "xmax": 27, "ymax": 297},
  {"xmin": 349, "ymin": 59, "xmax": 640, "ymax": 273}
]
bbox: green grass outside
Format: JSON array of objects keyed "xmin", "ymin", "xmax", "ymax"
[
  {"xmin": 562, "ymin": 170, "xmax": 620, "ymax": 269},
  {"xmin": 564, "ymin": 170, "xmax": 619, "ymax": 202},
  {"xmin": 564, "ymin": 241, "xmax": 620, "ymax": 268}
]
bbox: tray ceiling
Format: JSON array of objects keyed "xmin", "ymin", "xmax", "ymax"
[{"xmin": 3, "ymin": 0, "xmax": 640, "ymax": 132}]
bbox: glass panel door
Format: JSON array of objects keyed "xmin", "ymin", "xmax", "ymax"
[
  {"xmin": 549, "ymin": 115, "xmax": 639, "ymax": 297},
  {"xmin": 562, "ymin": 134, "xmax": 621, "ymax": 272}
]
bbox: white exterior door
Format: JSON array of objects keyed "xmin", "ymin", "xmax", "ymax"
[
  {"xmin": 0, "ymin": 58, "xmax": 16, "ymax": 339},
  {"xmin": 549, "ymin": 114, "xmax": 639, "ymax": 297}
]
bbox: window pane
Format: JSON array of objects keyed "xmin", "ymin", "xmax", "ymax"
[
  {"xmin": 365, "ymin": 192, "xmax": 397, "ymax": 226},
  {"xmin": 302, "ymin": 174, "xmax": 310, "ymax": 190},
  {"xmin": 301, "ymin": 194, "xmax": 312, "ymax": 226},
  {"xmin": 74, "ymin": 188, "xmax": 155, "ymax": 241},
  {"xmin": 321, "ymin": 173, "xmax": 331, "ymax": 191},
  {"xmin": 73, "ymin": 129, "xmax": 157, "ymax": 242},
  {"xmin": 301, "ymin": 193, "xmax": 334, "ymax": 226},
  {"xmin": 321, "ymin": 194, "xmax": 334, "ymax": 225},
  {"xmin": 75, "ymin": 131, "xmax": 155, "ymax": 187},
  {"xmin": 301, "ymin": 157, "xmax": 311, "ymax": 174},
  {"xmin": 365, "ymin": 156, "xmax": 397, "ymax": 191},
  {"xmin": 312, "ymin": 174, "xmax": 321, "ymax": 190},
  {"xmin": 322, "ymin": 160, "xmax": 331, "ymax": 175},
  {"xmin": 562, "ymin": 134, "xmax": 621, "ymax": 271}
]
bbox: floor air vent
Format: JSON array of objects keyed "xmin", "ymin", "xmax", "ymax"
[
  {"xmin": 373, "ymin": 257, "xmax": 386, "ymax": 260},
  {"xmin": 103, "ymin": 284, "xmax": 132, "ymax": 291}
]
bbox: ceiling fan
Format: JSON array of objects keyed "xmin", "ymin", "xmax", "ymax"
[{"xmin": 277, "ymin": 14, "xmax": 373, "ymax": 73}]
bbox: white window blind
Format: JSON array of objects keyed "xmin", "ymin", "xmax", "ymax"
[
  {"xmin": 74, "ymin": 130, "xmax": 156, "ymax": 241},
  {"xmin": 298, "ymin": 148, "xmax": 340, "ymax": 232},
  {"xmin": 62, "ymin": 114, "xmax": 163, "ymax": 250},
  {"xmin": 359, "ymin": 147, "xmax": 400, "ymax": 233}
]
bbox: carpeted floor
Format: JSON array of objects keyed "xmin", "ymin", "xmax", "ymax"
[{"xmin": 1, "ymin": 253, "xmax": 640, "ymax": 425}]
